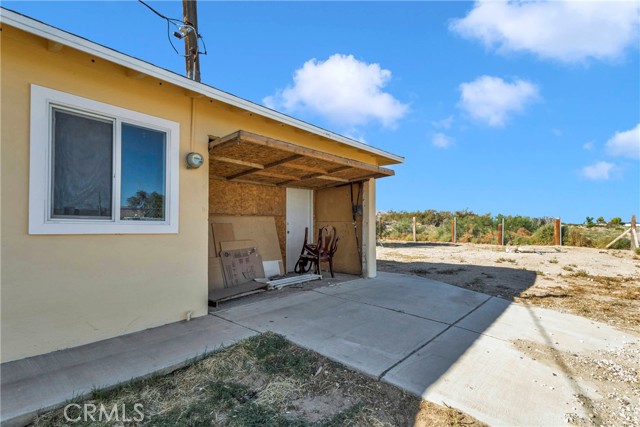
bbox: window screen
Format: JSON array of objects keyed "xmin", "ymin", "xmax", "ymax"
[{"xmin": 51, "ymin": 108, "xmax": 113, "ymax": 219}]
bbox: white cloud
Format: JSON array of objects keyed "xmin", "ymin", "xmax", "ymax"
[
  {"xmin": 458, "ymin": 75, "xmax": 539, "ymax": 126},
  {"xmin": 263, "ymin": 54, "xmax": 408, "ymax": 128},
  {"xmin": 606, "ymin": 123, "xmax": 640, "ymax": 159},
  {"xmin": 432, "ymin": 132, "xmax": 455, "ymax": 149},
  {"xmin": 432, "ymin": 115, "xmax": 454, "ymax": 129},
  {"xmin": 581, "ymin": 161, "xmax": 615, "ymax": 180},
  {"xmin": 450, "ymin": 0, "xmax": 640, "ymax": 63},
  {"xmin": 582, "ymin": 142, "xmax": 595, "ymax": 151}
]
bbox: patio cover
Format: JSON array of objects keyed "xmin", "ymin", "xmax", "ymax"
[{"xmin": 208, "ymin": 130, "xmax": 394, "ymax": 189}]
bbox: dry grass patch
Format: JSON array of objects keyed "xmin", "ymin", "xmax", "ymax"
[
  {"xmin": 33, "ymin": 333, "xmax": 485, "ymax": 427},
  {"xmin": 516, "ymin": 273, "xmax": 640, "ymax": 332}
]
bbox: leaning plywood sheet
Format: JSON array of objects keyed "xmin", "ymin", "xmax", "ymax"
[
  {"xmin": 210, "ymin": 216, "xmax": 283, "ymax": 274},
  {"xmin": 208, "ymin": 223, "xmax": 216, "ymax": 257},
  {"xmin": 220, "ymin": 247, "xmax": 265, "ymax": 287},
  {"xmin": 211, "ymin": 223, "xmax": 236, "ymax": 257},
  {"xmin": 208, "ymin": 257, "xmax": 225, "ymax": 290},
  {"xmin": 220, "ymin": 240, "xmax": 258, "ymax": 252}
]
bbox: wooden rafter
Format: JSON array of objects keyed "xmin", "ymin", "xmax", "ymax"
[
  {"xmin": 210, "ymin": 155, "xmax": 264, "ymax": 170},
  {"xmin": 208, "ymin": 130, "xmax": 394, "ymax": 189},
  {"xmin": 227, "ymin": 154, "xmax": 304, "ymax": 180}
]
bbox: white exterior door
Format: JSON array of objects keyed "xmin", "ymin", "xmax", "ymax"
[{"xmin": 286, "ymin": 188, "xmax": 313, "ymax": 272}]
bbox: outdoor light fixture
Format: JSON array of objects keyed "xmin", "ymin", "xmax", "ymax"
[{"xmin": 186, "ymin": 152, "xmax": 204, "ymax": 169}]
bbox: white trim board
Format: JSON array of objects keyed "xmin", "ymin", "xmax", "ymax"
[{"xmin": 1, "ymin": 7, "xmax": 404, "ymax": 165}]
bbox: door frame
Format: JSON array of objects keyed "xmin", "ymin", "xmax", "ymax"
[{"xmin": 285, "ymin": 188, "xmax": 314, "ymax": 273}]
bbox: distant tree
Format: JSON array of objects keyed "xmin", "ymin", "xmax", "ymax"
[
  {"xmin": 127, "ymin": 190, "xmax": 164, "ymax": 218},
  {"xmin": 610, "ymin": 217, "xmax": 622, "ymax": 226},
  {"xmin": 585, "ymin": 217, "xmax": 595, "ymax": 228},
  {"xmin": 597, "ymin": 216, "xmax": 605, "ymax": 224}
]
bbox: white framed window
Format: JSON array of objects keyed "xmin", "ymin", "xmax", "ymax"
[{"xmin": 29, "ymin": 85, "xmax": 180, "ymax": 234}]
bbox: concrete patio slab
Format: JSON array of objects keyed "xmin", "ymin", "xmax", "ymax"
[
  {"xmin": 1, "ymin": 315, "xmax": 256, "ymax": 427},
  {"xmin": 383, "ymin": 326, "xmax": 598, "ymax": 427},
  {"xmin": 4, "ymin": 272, "xmax": 637, "ymax": 427},
  {"xmin": 456, "ymin": 296, "xmax": 635, "ymax": 354},
  {"xmin": 315, "ymin": 271, "xmax": 490, "ymax": 324},
  {"xmin": 215, "ymin": 289, "xmax": 450, "ymax": 377}
]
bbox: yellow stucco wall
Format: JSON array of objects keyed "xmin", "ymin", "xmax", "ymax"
[
  {"xmin": 0, "ymin": 27, "xmax": 212, "ymax": 363},
  {"xmin": 1, "ymin": 25, "xmax": 392, "ymax": 362}
]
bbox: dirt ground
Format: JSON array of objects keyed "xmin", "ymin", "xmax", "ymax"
[
  {"xmin": 378, "ymin": 241, "xmax": 640, "ymax": 427},
  {"xmin": 377, "ymin": 242, "xmax": 640, "ymax": 332}
]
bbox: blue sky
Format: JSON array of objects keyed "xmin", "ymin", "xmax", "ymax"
[{"xmin": 7, "ymin": 1, "xmax": 639, "ymax": 224}]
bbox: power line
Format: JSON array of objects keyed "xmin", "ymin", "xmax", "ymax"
[{"xmin": 137, "ymin": 0, "xmax": 207, "ymax": 58}]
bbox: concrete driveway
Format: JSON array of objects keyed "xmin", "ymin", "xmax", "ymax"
[{"xmin": 215, "ymin": 271, "xmax": 638, "ymax": 426}]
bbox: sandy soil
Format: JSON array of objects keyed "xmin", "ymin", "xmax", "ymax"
[
  {"xmin": 378, "ymin": 241, "xmax": 640, "ymax": 426},
  {"xmin": 377, "ymin": 242, "xmax": 640, "ymax": 332}
]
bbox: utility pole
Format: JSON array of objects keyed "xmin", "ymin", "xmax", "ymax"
[{"xmin": 182, "ymin": 0, "xmax": 201, "ymax": 82}]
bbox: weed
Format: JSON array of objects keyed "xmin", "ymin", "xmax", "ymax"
[
  {"xmin": 496, "ymin": 258, "xmax": 517, "ymax": 264},
  {"xmin": 242, "ymin": 333, "xmax": 316, "ymax": 378},
  {"xmin": 562, "ymin": 265, "xmax": 575, "ymax": 272},
  {"xmin": 572, "ymin": 270, "xmax": 590, "ymax": 278},
  {"xmin": 548, "ymin": 258, "xmax": 559, "ymax": 264}
]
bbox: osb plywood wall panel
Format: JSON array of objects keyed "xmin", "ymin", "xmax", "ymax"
[
  {"xmin": 315, "ymin": 185, "xmax": 363, "ymax": 275},
  {"xmin": 209, "ymin": 179, "xmax": 286, "ymax": 264}
]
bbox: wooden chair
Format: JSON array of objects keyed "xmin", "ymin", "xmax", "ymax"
[{"xmin": 294, "ymin": 226, "xmax": 339, "ymax": 277}]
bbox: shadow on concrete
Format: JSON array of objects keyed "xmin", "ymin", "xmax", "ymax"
[{"xmin": 377, "ymin": 259, "xmax": 538, "ymax": 300}]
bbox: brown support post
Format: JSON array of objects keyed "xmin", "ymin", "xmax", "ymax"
[
  {"xmin": 498, "ymin": 223, "xmax": 503, "ymax": 246},
  {"xmin": 183, "ymin": 0, "xmax": 201, "ymax": 82},
  {"xmin": 632, "ymin": 215, "xmax": 637, "ymax": 230},
  {"xmin": 554, "ymin": 218, "xmax": 561, "ymax": 246},
  {"xmin": 412, "ymin": 217, "xmax": 416, "ymax": 242}
]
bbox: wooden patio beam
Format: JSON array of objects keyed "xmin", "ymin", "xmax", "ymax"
[{"xmin": 210, "ymin": 155, "xmax": 264, "ymax": 170}]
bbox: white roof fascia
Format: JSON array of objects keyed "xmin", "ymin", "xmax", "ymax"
[{"xmin": 0, "ymin": 8, "xmax": 404, "ymax": 164}]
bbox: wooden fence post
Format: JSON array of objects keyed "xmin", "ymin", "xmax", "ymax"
[
  {"xmin": 498, "ymin": 223, "xmax": 503, "ymax": 246},
  {"xmin": 412, "ymin": 217, "xmax": 416, "ymax": 242},
  {"xmin": 452, "ymin": 217, "xmax": 457, "ymax": 243},
  {"xmin": 554, "ymin": 218, "xmax": 561, "ymax": 246}
]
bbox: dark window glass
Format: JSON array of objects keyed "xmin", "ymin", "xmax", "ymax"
[
  {"xmin": 120, "ymin": 123, "xmax": 166, "ymax": 221},
  {"xmin": 52, "ymin": 109, "xmax": 113, "ymax": 219}
]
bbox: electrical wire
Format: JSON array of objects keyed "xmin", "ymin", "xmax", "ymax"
[{"xmin": 137, "ymin": 0, "xmax": 207, "ymax": 58}]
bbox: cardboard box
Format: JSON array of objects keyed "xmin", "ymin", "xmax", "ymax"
[{"xmin": 220, "ymin": 247, "xmax": 265, "ymax": 287}]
